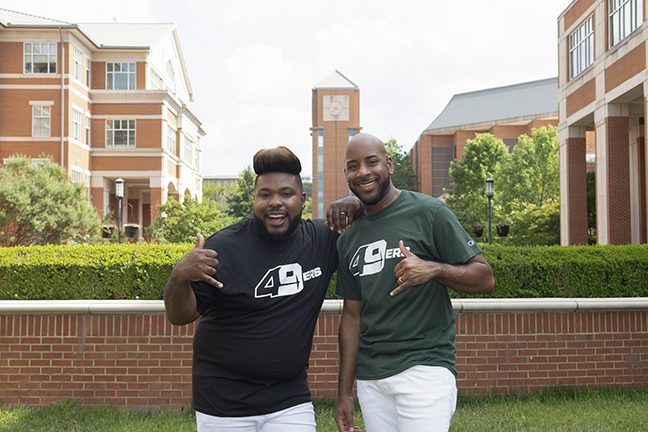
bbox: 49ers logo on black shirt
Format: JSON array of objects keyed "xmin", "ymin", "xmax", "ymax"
[{"xmin": 255, "ymin": 264, "xmax": 323, "ymax": 298}]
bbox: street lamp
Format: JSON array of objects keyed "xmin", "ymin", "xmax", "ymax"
[
  {"xmin": 485, "ymin": 177, "xmax": 494, "ymax": 245},
  {"xmin": 115, "ymin": 178, "xmax": 124, "ymax": 243}
]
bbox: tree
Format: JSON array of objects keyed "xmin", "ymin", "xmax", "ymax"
[
  {"xmin": 202, "ymin": 183, "xmax": 236, "ymax": 212},
  {"xmin": 151, "ymin": 197, "xmax": 238, "ymax": 243},
  {"xmin": 384, "ymin": 138, "xmax": 417, "ymax": 190},
  {"xmin": 445, "ymin": 133, "xmax": 510, "ymax": 232},
  {"xmin": 498, "ymin": 126, "xmax": 559, "ymax": 215},
  {"xmin": 498, "ymin": 126, "xmax": 560, "ymax": 245},
  {"xmin": 0, "ymin": 157, "xmax": 99, "ymax": 246},
  {"xmin": 226, "ymin": 167, "xmax": 256, "ymax": 218}
]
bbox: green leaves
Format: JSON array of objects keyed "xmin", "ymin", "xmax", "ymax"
[
  {"xmin": 151, "ymin": 197, "xmax": 238, "ymax": 243},
  {"xmin": 226, "ymin": 166, "xmax": 256, "ymax": 217},
  {"xmin": 446, "ymin": 126, "xmax": 560, "ymax": 245},
  {"xmin": 385, "ymin": 138, "xmax": 417, "ymax": 190},
  {"xmin": 0, "ymin": 157, "xmax": 99, "ymax": 246}
]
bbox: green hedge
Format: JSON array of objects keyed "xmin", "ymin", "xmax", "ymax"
[
  {"xmin": 1, "ymin": 244, "xmax": 647, "ymax": 300},
  {"xmin": 0, "ymin": 244, "xmax": 191, "ymax": 300}
]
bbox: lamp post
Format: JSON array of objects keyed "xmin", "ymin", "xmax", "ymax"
[
  {"xmin": 115, "ymin": 178, "xmax": 124, "ymax": 243},
  {"xmin": 485, "ymin": 177, "xmax": 494, "ymax": 245}
]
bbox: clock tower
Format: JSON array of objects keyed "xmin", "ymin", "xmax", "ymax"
[{"xmin": 311, "ymin": 70, "xmax": 361, "ymax": 218}]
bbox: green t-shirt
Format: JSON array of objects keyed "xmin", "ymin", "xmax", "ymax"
[{"xmin": 336, "ymin": 190, "xmax": 481, "ymax": 380}]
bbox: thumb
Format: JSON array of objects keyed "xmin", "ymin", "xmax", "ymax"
[
  {"xmin": 195, "ymin": 233, "xmax": 205, "ymax": 249},
  {"xmin": 399, "ymin": 240, "xmax": 413, "ymax": 257}
]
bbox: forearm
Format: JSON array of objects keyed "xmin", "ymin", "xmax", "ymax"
[
  {"xmin": 436, "ymin": 255, "xmax": 494, "ymax": 295},
  {"xmin": 163, "ymin": 271, "xmax": 199, "ymax": 325},
  {"xmin": 337, "ymin": 305, "xmax": 361, "ymax": 398}
]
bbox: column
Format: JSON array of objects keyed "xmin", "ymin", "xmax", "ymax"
[
  {"xmin": 600, "ymin": 103, "xmax": 631, "ymax": 245},
  {"xmin": 560, "ymin": 126, "xmax": 588, "ymax": 245}
]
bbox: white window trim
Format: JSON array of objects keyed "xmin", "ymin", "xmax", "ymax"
[
  {"xmin": 569, "ymin": 15, "xmax": 594, "ymax": 79},
  {"xmin": 106, "ymin": 62, "xmax": 136, "ymax": 90},
  {"xmin": 72, "ymin": 107, "xmax": 83, "ymax": 141},
  {"xmin": 166, "ymin": 124, "xmax": 177, "ymax": 156},
  {"xmin": 73, "ymin": 47, "xmax": 82, "ymax": 80},
  {"xmin": 23, "ymin": 42, "xmax": 57, "ymax": 74},
  {"xmin": 106, "ymin": 119, "xmax": 136, "ymax": 147},
  {"xmin": 609, "ymin": 0, "xmax": 643, "ymax": 48},
  {"xmin": 32, "ymin": 104, "xmax": 51, "ymax": 138}
]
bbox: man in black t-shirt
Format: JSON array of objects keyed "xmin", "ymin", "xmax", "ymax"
[{"xmin": 164, "ymin": 146, "xmax": 361, "ymax": 432}]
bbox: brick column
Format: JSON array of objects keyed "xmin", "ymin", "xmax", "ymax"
[
  {"xmin": 566, "ymin": 136, "xmax": 588, "ymax": 245},
  {"xmin": 606, "ymin": 116, "xmax": 632, "ymax": 244}
]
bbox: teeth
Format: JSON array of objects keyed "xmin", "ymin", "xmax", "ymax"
[{"xmin": 268, "ymin": 214, "xmax": 284, "ymax": 219}]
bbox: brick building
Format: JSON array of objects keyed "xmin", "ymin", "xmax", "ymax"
[
  {"xmin": 0, "ymin": 9, "xmax": 204, "ymax": 232},
  {"xmin": 558, "ymin": 0, "xmax": 648, "ymax": 245},
  {"xmin": 411, "ymin": 78, "xmax": 559, "ymax": 197},
  {"xmin": 310, "ymin": 70, "xmax": 361, "ymax": 218}
]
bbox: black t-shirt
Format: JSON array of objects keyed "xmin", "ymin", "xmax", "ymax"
[{"xmin": 191, "ymin": 217, "xmax": 338, "ymax": 417}]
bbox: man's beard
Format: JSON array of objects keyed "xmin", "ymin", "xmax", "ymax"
[
  {"xmin": 351, "ymin": 176, "xmax": 392, "ymax": 206},
  {"xmin": 254, "ymin": 213, "xmax": 302, "ymax": 240}
]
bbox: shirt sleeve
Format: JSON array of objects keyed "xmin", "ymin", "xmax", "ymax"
[{"xmin": 432, "ymin": 204, "xmax": 482, "ymax": 265}]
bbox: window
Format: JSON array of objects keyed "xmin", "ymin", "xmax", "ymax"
[
  {"xmin": 106, "ymin": 62, "xmax": 136, "ymax": 90},
  {"xmin": 106, "ymin": 120, "xmax": 135, "ymax": 147},
  {"xmin": 166, "ymin": 60, "xmax": 176, "ymax": 91},
  {"xmin": 85, "ymin": 114, "xmax": 91, "ymax": 145},
  {"xmin": 86, "ymin": 59, "xmax": 91, "ymax": 86},
  {"xmin": 194, "ymin": 147, "xmax": 200, "ymax": 170},
  {"xmin": 72, "ymin": 169, "xmax": 82, "ymax": 184},
  {"xmin": 73, "ymin": 48, "xmax": 82, "ymax": 80},
  {"xmin": 24, "ymin": 42, "xmax": 57, "ymax": 74},
  {"xmin": 85, "ymin": 175, "xmax": 91, "ymax": 203},
  {"xmin": 183, "ymin": 137, "xmax": 193, "ymax": 164},
  {"xmin": 150, "ymin": 69, "xmax": 163, "ymax": 90},
  {"xmin": 32, "ymin": 105, "xmax": 51, "ymax": 137},
  {"xmin": 569, "ymin": 16, "xmax": 594, "ymax": 78},
  {"xmin": 609, "ymin": 0, "xmax": 643, "ymax": 47},
  {"xmin": 72, "ymin": 108, "xmax": 82, "ymax": 141},
  {"xmin": 317, "ymin": 129, "xmax": 324, "ymax": 218},
  {"xmin": 166, "ymin": 125, "xmax": 177, "ymax": 155}
]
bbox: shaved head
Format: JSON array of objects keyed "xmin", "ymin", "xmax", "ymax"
[{"xmin": 345, "ymin": 133, "xmax": 387, "ymax": 161}]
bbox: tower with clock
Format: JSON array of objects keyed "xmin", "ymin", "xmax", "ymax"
[{"xmin": 310, "ymin": 70, "xmax": 361, "ymax": 218}]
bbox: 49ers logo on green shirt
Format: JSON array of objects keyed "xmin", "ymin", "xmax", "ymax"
[{"xmin": 349, "ymin": 240, "xmax": 409, "ymax": 277}]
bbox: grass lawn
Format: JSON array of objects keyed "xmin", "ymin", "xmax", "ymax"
[{"xmin": 1, "ymin": 389, "xmax": 647, "ymax": 431}]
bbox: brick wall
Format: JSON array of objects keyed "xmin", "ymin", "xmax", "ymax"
[{"xmin": 1, "ymin": 302, "xmax": 647, "ymax": 411}]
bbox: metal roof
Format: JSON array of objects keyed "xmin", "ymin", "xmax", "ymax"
[
  {"xmin": 314, "ymin": 69, "xmax": 358, "ymax": 89},
  {"xmin": 0, "ymin": 8, "xmax": 72, "ymax": 26},
  {"xmin": 77, "ymin": 23, "xmax": 174, "ymax": 49},
  {"xmin": 425, "ymin": 77, "xmax": 558, "ymax": 133}
]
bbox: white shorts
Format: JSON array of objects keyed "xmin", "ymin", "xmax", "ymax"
[
  {"xmin": 357, "ymin": 365, "xmax": 457, "ymax": 432},
  {"xmin": 195, "ymin": 401, "xmax": 315, "ymax": 432}
]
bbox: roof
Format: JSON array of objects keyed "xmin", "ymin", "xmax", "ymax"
[
  {"xmin": 77, "ymin": 23, "xmax": 174, "ymax": 49},
  {"xmin": 314, "ymin": 70, "xmax": 358, "ymax": 89},
  {"xmin": 0, "ymin": 8, "xmax": 173, "ymax": 49},
  {"xmin": 424, "ymin": 77, "xmax": 557, "ymax": 133},
  {"xmin": 0, "ymin": 7, "xmax": 72, "ymax": 27}
]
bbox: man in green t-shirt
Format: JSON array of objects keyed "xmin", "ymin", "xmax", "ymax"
[{"xmin": 334, "ymin": 133, "xmax": 495, "ymax": 432}]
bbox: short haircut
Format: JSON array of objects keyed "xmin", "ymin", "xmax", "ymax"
[{"xmin": 253, "ymin": 146, "xmax": 303, "ymax": 190}]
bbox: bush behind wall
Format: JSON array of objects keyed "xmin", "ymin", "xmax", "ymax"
[{"xmin": 1, "ymin": 244, "xmax": 647, "ymax": 300}]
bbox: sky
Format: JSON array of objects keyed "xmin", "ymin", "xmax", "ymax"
[{"xmin": 4, "ymin": 0, "xmax": 569, "ymax": 177}]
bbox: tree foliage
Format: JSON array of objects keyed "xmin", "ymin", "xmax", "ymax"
[
  {"xmin": 498, "ymin": 126, "xmax": 559, "ymax": 215},
  {"xmin": 0, "ymin": 157, "xmax": 99, "ymax": 246},
  {"xmin": 385, "ymin": 139, "xmax": 417, "ymax": 190},
  {"xmin": 446, "ymin": 127, "xmax": 561, "ymax": 245},
  {"xmin": 445, "ymin": 133, "xmax": 510, "ymax": 231},
  {"xmin": 151, "ymin": 197, "xmax": 238, "ymax": 243},
  {"xmin": 226, "ymin": 167, "xmax": 256, "ymax": 218},
  {"xmin": 202, "ymin": 183, "xmax": 236, "ymax": 212}
]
